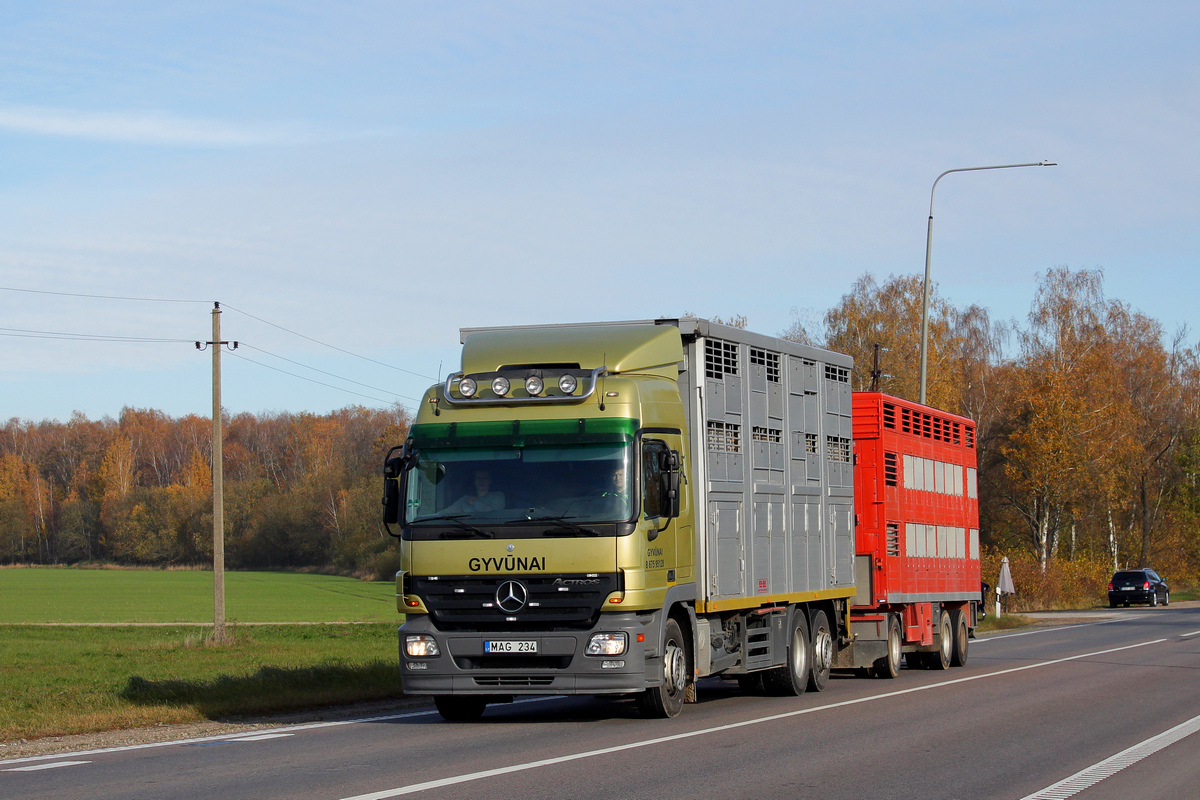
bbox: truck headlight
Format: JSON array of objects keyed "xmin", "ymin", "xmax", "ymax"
[
  {"xmin": 525, "ymin": 375, "xmax": 544, "ymax": 396},
  {"xmin": 558, "ymin": 374, "xmax": 578, "ymax": 394},
  {"xmin": 491, "ymin": 376, "xmax": 510, "ymax": 397},
  {"xmin": 586, "ymin": 632, "xmax": 627, "ymax": 656},
  {"xmin": 458, "ymin": 377, "xmax": 477, "ymax": 398},
  {"xmin": 405, "ymin": 635, "xmax": 440, "ymax": 657}
]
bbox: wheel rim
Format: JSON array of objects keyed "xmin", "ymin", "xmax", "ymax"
[
  {"xmin": 889, "ymin": 624, "xmax": 901, "ymax": 668},
  {"xmin": 813, "ymin": 627, "xmax": 833, "ymax": 674},
  {"xmin": 941, "ymin": 618, "xmax": 952, "ymax": 661},
  {"xmin": 663, "ymin": 640, "xmax": 686, "ymax": 695}
]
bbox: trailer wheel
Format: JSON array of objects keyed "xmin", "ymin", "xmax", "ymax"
[
  {"xmin": 949, "ymin": 609, "xmax": 969, "ymax": 667},
  {"xmin": 762, "ymin": 610, "xmax": 810, "ymax": 696},
  {"xmin": 873, "ymin": 615, "xmax": 902, "ymax": 679},
  {"xmin": 928, "ymin": 610, "xmax": 952, "ymax": 670},
  {"xmin": 637, "ymin": 617, "xmax": 689, "ymax": 718},
  {"xmin": 434, "ymin": 696, "xmax": 488, "ymax": 722},
  {"xmin": 807, "ymin": 609, "xmax": 834, "ymax": 692}
]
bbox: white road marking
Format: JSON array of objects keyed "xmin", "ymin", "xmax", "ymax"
[
  {"xmin": 974, "ymin": 618, "xmax": 1128, "ymax": 643},
  {"xmin": 1181, "ymin": 629, "xmax": 1200, "ymax": 638},
  {"xmin": 1017, "ymin": 712, "xmax": 1200, "ymax": 799},
  {"xmin": 337, "ymin": 638, "xmax": 1169, "ymax": 800},
  {"xmin": 230, "ymin": 733, "xmax": 295, "ymax": 742},
  {"xmin": 0, "ymin": 710, "xmax": 436, "ymax": 768},
  {"xmin": 0, "ymin": 697, "xmax": 555, "ymax": 769},
  {"xmin": 3, "ymin": 760, "xmax": 91, "ymax": 772}
]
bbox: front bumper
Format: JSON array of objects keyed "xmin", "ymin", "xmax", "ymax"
[{"xmin": 398, "ymin": 613, "xmax": 652, "ymax": 696}]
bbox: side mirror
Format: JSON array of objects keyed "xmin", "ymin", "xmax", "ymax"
[
  {"xmin": 382, "ymin": 442, "xmax": 416, "ymax": 536},
  {"xmin": 382, "ymin": 455, "xmax": 403, "ymax": 530},
  {"xmin": 658, "ymin": 449, "xmax": 682, "ymax": 519}
]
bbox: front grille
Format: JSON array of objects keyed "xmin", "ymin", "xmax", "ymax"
[
  {"xmin": 473, "ymin": 676, "xmax": 556, "ymax": 687},
  {"xmin": 454, "ymin": 655, "xmax": 573, "ymax": 670},
  {"xmin": 412, "ymin": 573, "xmax": 621, "ymax": 631}
]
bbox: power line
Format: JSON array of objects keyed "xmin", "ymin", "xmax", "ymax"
[
  {"xmin": 0, "ymin": 285, "xmax": 210, "ymax": 304},
  {"xmin": 2, "ymin": 285, "xmax": 437, "ymax": 381},
  {"xmin": 0, "ymin": 326, "xmax": 425, "ymax": 406},
  {"xmin": 222, "ymin": 303, "xmax": 438, "ymax": 381},
  {"xmin": 1, "ymin": 286, "xmax": 436, "ymax": 404},
  {"xmin": 227, "ymin": 350, "xmax": 418, "ymax": 407},
  {"xmin": 238, "ymin": 343, "xmax": 421, "ymax": 402},
  {"xmin": 0, "ymin": 326, "xmax": 194, "ymax": 343}
]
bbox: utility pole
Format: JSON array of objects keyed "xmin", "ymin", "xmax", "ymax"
[{"xmin": 197, "ymin": 303, "xmax": 237, "ymax": 642}]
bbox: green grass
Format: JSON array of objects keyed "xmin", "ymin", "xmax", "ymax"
[
  {"xmin": 0, "ymin": 567, "xmax": 400, "ymax": 623},
  {"xmin": 0, "ymin": 568, "xmax": 410, "ymax": 742},
  {"xmin": 0, "ymin": 624, "xmax": 405, "ymax": 742}
]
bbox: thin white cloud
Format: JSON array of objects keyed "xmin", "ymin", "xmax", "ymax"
[{"xmin": 0, "ymin": 105, "xmax": 310, "ymax": 147}]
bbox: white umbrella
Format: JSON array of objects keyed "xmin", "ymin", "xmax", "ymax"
[{"xmin": 998, "ymin": 556, "xmax": 1016, "ymax": 594}]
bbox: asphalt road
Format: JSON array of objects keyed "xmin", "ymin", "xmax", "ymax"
[{"xmin": 4, "ymin": 606, "xmax": 1200, "ymax": 800}]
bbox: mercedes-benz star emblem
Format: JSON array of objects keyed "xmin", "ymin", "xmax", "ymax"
[{"xmin": 495, "ymin": 580, "xmax": 528, "ymax": 614}]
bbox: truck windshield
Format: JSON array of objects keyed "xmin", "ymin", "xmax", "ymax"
[{"xmin": 405, "ymin": 442, "xmax": 633, "ymax": 527}]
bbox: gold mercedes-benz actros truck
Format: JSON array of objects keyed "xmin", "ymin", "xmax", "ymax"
[
  {"xmin": 383, "ymin": 317, "xmax": 859, "ymax": 720},
  {"xmin": 383, "ymin": 318, "xmax": 978, "ymax": 721}
]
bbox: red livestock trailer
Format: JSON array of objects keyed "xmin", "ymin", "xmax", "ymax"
[{"xmin": 847, "ymin": 392, "xmax": 981, "ymax": 677}]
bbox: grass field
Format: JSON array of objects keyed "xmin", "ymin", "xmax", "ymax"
[
  {"xmin": 1, "ymin": 623, "xmax": 405, "ymax": 741},
  {"xmin": 0, "ymin": 567, "xmax": 399, "ymax": 623},
  {"xmin": 0, "ymin": 568, "xmax": 408, "ymax": 742}
]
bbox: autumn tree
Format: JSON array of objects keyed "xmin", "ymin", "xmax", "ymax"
[{"xmin": 784, "ymin": 272, "xmax": 1003, "ymax": 417}]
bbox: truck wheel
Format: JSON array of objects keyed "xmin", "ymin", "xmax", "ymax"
[
  {"xmin": 637, "ymin": 618, "xmax": 689, "ymax": 718},
  {"xmin": 928, "ymin": 610, "xmax": 952, "ymax": 670},
  {"xmin": 949, "ymin": 609, "xmax": 969, "ymax": 667},
  {"xmin": 762, "ymin": 610, "xmax": 810, "ymax": 696},
  {"xmin": 873, "ymin": 615, "xmax": 902, "ymax": 679},
  {"xmin": 807, "ymin": 609, "xmax": 834, "ymax": 692},
  {"xmin": 434, "ymin": 696, "xmax": 488, "ymax": 722}
]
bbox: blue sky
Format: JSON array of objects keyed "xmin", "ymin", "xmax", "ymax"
[{"xmin": 2, "ymin": 2, "xmax": 1197, "ymax": 422}]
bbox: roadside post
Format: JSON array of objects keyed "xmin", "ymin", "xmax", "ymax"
[{"xmin": 997, "ymin": 556, "xmax": 1016, "ymax": 616}]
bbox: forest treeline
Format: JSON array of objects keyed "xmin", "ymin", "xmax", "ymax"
[
  {"xmin": 0, "ymin": 404, "xmax": 411, "ymax": 579},
  {"xmin": 3, "ymin": 267, "xmax": 1199, "ymax": 586},
  {"xmin": 785, "ymin": 266, "xmax": 1200, "ymax": 584}
]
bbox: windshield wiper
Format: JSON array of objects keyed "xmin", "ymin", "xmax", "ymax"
[
  {"xmin": 526, "ymin": 515, "xmax": 603, "ymax": 537},
  {"xmin": 413, "ymin": 514, "xmax": 494, "ymax": 538}
]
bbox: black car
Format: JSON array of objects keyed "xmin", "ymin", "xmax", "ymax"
[{"xmin": 1108, "ymin": 568, "xmax": 1169, "ymax": 607}]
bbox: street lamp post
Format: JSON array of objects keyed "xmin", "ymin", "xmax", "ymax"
[{"xmin": 918, "ymin": 160, "xmax": 1056, "ymax": 405}]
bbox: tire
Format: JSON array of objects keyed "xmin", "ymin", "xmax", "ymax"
[
  {"xmin": 762, "ymin": 610, "xmax": 810, "ymax": 696},
  {"xmin": 949, "ymin": 608, "xmax": 969, "ymax": 667},
  {"xmin": 927, "ymin": 610, "xmax": 952, "ymax": 671},
  {"xmin": 872, "ymin": 614, "xmax": 902, "ymax": 679},
  {"xmin": 434, "ymin": 696, "xmax": 488, "ymax": 722},
  {"xmin": 1164, "ymin": 591, "xmax": 1170, "ymax": 606},
  {"xmin": 1150, "ymin": 592, "xmax": 1158, "ymax": 607},
  {"xmin": 637, "ymin": 617, "xmax": 689, "ymax": 718},
  {"xmin": 806, "ymin": 609, "xmax": 834, "ymax": 692}
]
